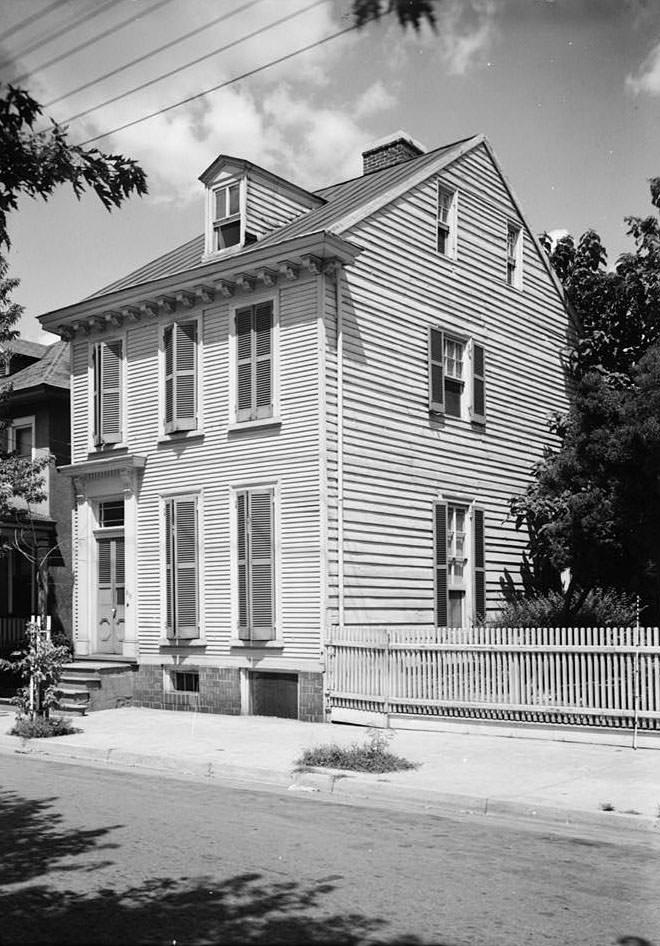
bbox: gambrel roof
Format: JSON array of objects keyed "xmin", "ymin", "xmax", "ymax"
[{"xmin": 92, "ymin": 134, "xmax": 479, "ymax": 298}]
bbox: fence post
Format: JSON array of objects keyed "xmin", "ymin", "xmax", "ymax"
[
  {"xmin": 633, "ymin": 599, "xmax": 640, "ymax": 750},
  {"xmin": 383, "ymin": 629, "xmax": 391, "ymax": 728}
]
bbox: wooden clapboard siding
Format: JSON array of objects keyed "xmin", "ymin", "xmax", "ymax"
[
  {"xmin": 123, "ymin": 277, "xmax": 322, "ymax": 659},
  {"xmin": 327, "ymin": 142, "xmax": 570, "ymax": 630},
  {"xmin": 71, "ymin": 338, "xmax": 89, "ymax": 462},
  {"xmin": 246, "ymin": 174, "xmax": 313, "ymax": 239}
]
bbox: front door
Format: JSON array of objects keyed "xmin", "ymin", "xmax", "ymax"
[{"xmin": 97, "ymin": 537, "xmax": 125, "ymax": 654}]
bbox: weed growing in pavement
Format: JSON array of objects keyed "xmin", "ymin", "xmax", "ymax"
[
  {"xmin": 297, "ymin": 728, "xmax": 417, "ymax": 774},
  {"xmin": 10, "ymin": 715, "xmax": 78, "ymax": 739},
  {"xmin": 599, "ymin": 801, "xmax": 616, "ymax": 812}
]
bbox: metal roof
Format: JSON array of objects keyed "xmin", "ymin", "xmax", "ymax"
[{"xmin": 7, "ymin": 341, "xmax": 70, "ymax": 392}]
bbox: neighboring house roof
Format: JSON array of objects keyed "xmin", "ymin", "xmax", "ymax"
[
  {"xmin": 92, "ymin": 135, "xmax": 478, "ymax": 299},
  {"xmin": 8, "ymin": 341, "xmax": 70, "ymax": 392},
  {"xmin": 2, "ymin": 338, "xmax": 49, "ymax": 360}
]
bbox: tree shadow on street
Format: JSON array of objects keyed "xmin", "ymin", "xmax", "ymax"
[{"xmin": 0, "ymin": 787, "xmax": 121, "ymax": 886}]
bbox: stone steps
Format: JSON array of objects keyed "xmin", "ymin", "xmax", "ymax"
[{"xmin": 54, "ymin": 658, "xmax": 137, "ymax": 714}]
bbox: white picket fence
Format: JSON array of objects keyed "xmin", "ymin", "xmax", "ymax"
[
  {"xmin": 0, "ymin": 617, "xmax": 28, "ymax": 652},
  {"xmin": 325, "ymin": 625, "xmax": 660, "ymax": 730}
]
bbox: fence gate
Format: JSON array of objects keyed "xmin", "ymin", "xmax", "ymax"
[{"xmin": 325, "ymin": 625, "xmax": 660, "ymax": 730}]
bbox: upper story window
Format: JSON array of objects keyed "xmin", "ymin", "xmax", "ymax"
[
  {"xmin": 10, "ymin": 417, "xmax": 34, "ymax": 458},
  {"xmin": 506, "ymin": 222, "xmax": 523, "ymax": 289},
  {"xmin": 428, "ymin": 327, "xmax": 486, "ymax": 424},
  {"xmin": 92, "ymin": 339, "xmax": 123, "ymax": 447},
  {"xmin": 437, "ymin": 184, "xmax": 457, "ymax": 258},
  {"xmin": 163, "ymin": 320, "xmax": 198, "ymax": 434},
  {"xmin": 234, "ymin": 301, "xmax": 275, "ymax": 424},
  {"xmin": 213, "ymin": 182, "xmax": 241, "ymax": 250}
]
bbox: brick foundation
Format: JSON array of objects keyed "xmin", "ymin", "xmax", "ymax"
[{"xmin": 132, "ymin": 664, "xmax": 325, "ymax": 721}]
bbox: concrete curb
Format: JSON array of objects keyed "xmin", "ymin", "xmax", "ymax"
[{"xmin": 2, "ymin": 733, "xmax": 658, "ymax": 835}]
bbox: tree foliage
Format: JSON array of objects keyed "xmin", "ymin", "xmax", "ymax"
[
  {"xmin": 352, "ymin": 0, "xmax": 437, "ymax": 31},
  {"xmin": 0, "ymin": 84, "xmax": 147, "ymax": 250},
  {"xmin": 510, "ymin": 183, "xmax": 660, "ymax": 620}
]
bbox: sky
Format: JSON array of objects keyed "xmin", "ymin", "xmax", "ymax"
[{"xmin": 0, "ymin": 0, "xmax": 659, "ymax": 343}]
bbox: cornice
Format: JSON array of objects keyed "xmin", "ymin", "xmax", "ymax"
[{"xmin": 40, "ymin": 231, "xmax": 360, "ymax": 339}]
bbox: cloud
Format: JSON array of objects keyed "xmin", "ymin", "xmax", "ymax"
[
  {"xmin": 437, "ymin": 0, "xmax": 498, "ymax": 76},
  {"xmin": 626, "ymin": 40, "xmax": 660, "ymax": 95},
  {"xmin": 354, "ymin": 80, "xmax": 397, "ymax": 118}
]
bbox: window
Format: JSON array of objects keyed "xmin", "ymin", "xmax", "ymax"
[
  {"xmin": 92, "ymin": 339, "xmax": 122, "ymax": 446},
  {"xmin": 434, "ymin": 502, "xmax": 486, "ymax": 627},
  {"xmin": 163, "ymin": 321, "xmax": 198, "ymax": 433},
  {"xmin": 172, "ymin": 671, "xmax": 199, "ymax": 693},
  {"xmin": 506, "ymin": 222, "xmax": 523, "ymax": 289},
  {"xmin": 236, "ymin": 487, "xmax": 275, "ymax": 642},
  {"xmin": 164, "ymin": 496, "xmax": 199, "ymax": 640},
  {"xmin": 99, "ymin": 500, "xmax": 124, "ymax": 528},
  {"xmin": 9, "ymin": 418, "xmax": 34, "ymax": 458},
  {"xmin": 437, "ymin": 184, "xmax": 457, "ymax": 257},
  {"xmin": 235, "ymin": 302, "xmax": 274, "ymax": 423},
  {"xmin": 213, "ymin": 181, "xmax": 241, "ymax": 250},
  {"xmin": 428, "ymin": 327, "xmax": 486, "ymax": 424}
]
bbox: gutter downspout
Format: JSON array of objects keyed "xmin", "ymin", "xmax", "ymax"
[{"xmin": 336, "ymin": 269, "xmax": 345, "ymax": 635}]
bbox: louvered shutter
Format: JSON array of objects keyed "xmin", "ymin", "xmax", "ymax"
[
  {"xmin": 164, "ymin": 497, "xmax": 199, "ymax": 639},
  {"xmin": 237, "ymin": 492, "xmax": 249, "ymax": 639},
  {"xmin": 434, "ymin": 502, "xmax": 448, "ymax": 627},
  {"xmin": 236, "ymin": 489, "xmax": 275, "ymax": 642},
  {"xmin": 94, "ymin": 340, "xmax": 122, "ymax": 445},
  {"xmin": 254, "ymin": 303, "xmax": 273, "ymax": 419},
  {"xmin": 235, "ymin": 303, "xmax": 273, "ymax": 422},
  {"xmin": 429, "ymin": 327, "xmax": 445, "ymax": 413},
  {"xmin": 164, "ymin": 322, "xmax": 197, "ymax": 433},
  {"xmin": 471, "ymin": 343, "xmax": 486, "ymax": 424},
  {"xmin": 249, "ymin": 490, "xmax": 275, "ymax": 640},
  {"xmin": 236, "ymin": 307, "xmax": 253, "ymax": 422},
  {"xmin": 473, "ymin": 507, "xmax": 486, "ymax": 623},
  {"xmin": 164, "ymin": 500, "xmax": 174, "ymax": 637}
]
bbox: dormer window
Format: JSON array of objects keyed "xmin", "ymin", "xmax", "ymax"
[{"xmin": 213, "ymin": 182, "xmax": 241, "ymax": 250}]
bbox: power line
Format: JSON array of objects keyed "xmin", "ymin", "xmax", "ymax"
[
  {"xmin": 77, "ymin": 19, "xmax": 364, "ymax": 147},
  {"xmin": 13, "ymin": 0, "xmax": 180, "ymax": 87},
  {"xmin": 61, "ymin": 0, "xmax": 325, "ymax": 127},
  {"xmin": 0, "ymin": 0, "xmax": 119, "ymax": 73},
  {"xmin": 44, "ymin": 0, "xmax": 266, "ymax": 109},
  {"xmin": 0, "ymin": 0, "xmax": 70, "ymax": 41}
]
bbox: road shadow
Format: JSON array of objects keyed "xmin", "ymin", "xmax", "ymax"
[{"xmin": 0, "ymin": 787, "xmax": 121, "ymax": 886}]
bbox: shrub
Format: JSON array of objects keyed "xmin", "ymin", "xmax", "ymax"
[
  {"xmin": 10, "ymin": 715, "xmax": 78, "ymax": 739},
  {"xmin": 297, "ymin": 728, "xmax": 417, "ymax": 774},
  {"xmin": 490, "ymin": 587, "xmax": 638, "ymax": 628},
  {"xmin": 0, "ymin": 622, "xmax": 71, "ymax": 720}
]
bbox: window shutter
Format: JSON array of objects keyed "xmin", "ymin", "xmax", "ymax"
[
  {"xmin": 164, "ymin": 500, "xmax": 174, "ymax": 638},
  {"xmin": 473, "ymin": 507, "xmax": 486, "ymax": 623},
  {"xmin": 235, "ymin": 303, "xmax": 273, "ymax": 422},
  {"xmin": 471, "ymin": 343, "xmax": 486, "ymax": 424},
  {"xmin": 254, "ymin": 302, "xmax": 273, "ymax": 419},
  {"xmin": 94, "ymin": 340, "xmax": 122, "ymax": 445},
  {"xmin": 249, "ymin": 490, "xmax": 275, "ymax": 640},
  {"xmin": 236, "ymin": 307, "xmax": 253, "ymax": 422},
  {"xmin": 237, "ymin": 491, "xmax": 249, "ymax": 639},
  {"xmin": 164, "ymin": 497, "xmax": 199, "ymax": 639},
  {"xmin": 434, "ymin": 502, "xmax": 448, "ymax": 627},
  {"xmin": 429, "ymin": 327, "xmax": 445, "ymax": 413},
  {"xmin": 164, "ymin": 322, "xmax": 197, "ymax": 433}
]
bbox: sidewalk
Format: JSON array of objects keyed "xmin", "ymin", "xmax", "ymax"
[{"xmin": 1, "ymin": 706, "xmax": 659, "ymax": 833}]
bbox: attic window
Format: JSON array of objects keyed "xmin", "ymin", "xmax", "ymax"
[{"xmin": 213, "ymin": 182, "xmax": 241, "ymax": 250}]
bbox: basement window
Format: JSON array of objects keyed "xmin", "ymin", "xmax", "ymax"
[{"xmin": 172, "ymin": 670, "xmax": 199, "ymax": 693}]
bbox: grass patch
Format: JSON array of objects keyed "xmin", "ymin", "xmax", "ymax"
[
  {"xmin": 297, "ymin": 728, "xmax": 417, "ymax": 774},
  {"xmin": 10, "ymin": 716, "xmax": 79, "ymax": 739},
  {"xmin": 599, "ymin": 801, "xmax": 616, "ymax": 812}
]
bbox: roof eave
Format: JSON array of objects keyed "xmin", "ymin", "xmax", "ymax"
[{"xmin": 38, "ymin": 230, "xmax": 362, "ymax": 335}]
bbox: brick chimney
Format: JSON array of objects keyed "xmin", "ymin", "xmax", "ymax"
[{"xmin": 362, "ymin": 131, "xmax": 426, "ymax": 175}]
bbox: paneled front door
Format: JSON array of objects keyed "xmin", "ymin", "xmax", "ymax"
[{"xmin": 97, "ymin": 536, "xmax": 125, "ymax": 654}]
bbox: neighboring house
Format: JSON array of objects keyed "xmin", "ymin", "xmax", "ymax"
[
  {"xmin": 0, "ymin": 340, "xmax": 72, "ymax": 646},
  {"xmin": 38, "ymin": 131, "xmax": 570, "ymax": 722}
]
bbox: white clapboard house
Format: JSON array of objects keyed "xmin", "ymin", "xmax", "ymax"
[{"xmin": 39, "ymin": 131, "xmax": 570, "ymax": 721}]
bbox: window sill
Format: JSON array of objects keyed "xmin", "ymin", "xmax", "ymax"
[
  {"xmin": 227, "ymin": 417, "xmax": 281, "ymax": 434},
  {"xmin": 159, "ymin": 638, "xmax": 206, "ymax": 648},
  {"xmin": 88, "ymin": 445, "xmax": 128, "ymax": 458},
  {"xmin": 229, "ymin": 638, "xmax": 283, "ymax": 649},
  {"xmin": 158, "ymin": 429, "xmax": 204, "ymax": 445}
]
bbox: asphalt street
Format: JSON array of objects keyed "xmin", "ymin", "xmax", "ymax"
[{"xmin": 1, "ymin": 755, "xmax": 658, "ymax": 946}]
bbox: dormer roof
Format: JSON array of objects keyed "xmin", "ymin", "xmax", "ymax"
[{"xmin": 198, "ymin": 153, "xmax": 324, "ymax": 210}]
